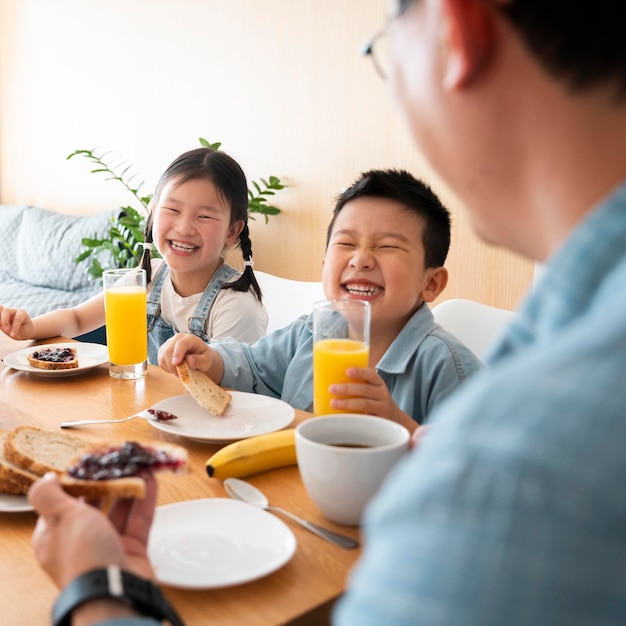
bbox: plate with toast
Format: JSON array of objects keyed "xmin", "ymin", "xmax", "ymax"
[
  {"xmin": 147, "ymin": 392, "xmax": 295, "ymax": 443},
  {"xmin": 0, "ymin": 494, "xmax": 34, "ymax": 513},
  {"xmin": 3, "ymin": 342, "xmax": 108, "ymax": 377}
]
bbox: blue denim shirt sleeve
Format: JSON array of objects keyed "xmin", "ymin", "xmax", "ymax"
[{"xmin": 211, "ymin": 315, "xmax": 315, "ymax": 411}]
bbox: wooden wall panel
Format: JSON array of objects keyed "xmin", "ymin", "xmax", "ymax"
[{"xmin": 0, "ymin": 0, "xmax": 534, "ymax": 310}]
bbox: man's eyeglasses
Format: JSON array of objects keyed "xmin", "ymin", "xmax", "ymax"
[{"xmin": 361, "ymin": 1, "xmax": 414, "ymax": 80}]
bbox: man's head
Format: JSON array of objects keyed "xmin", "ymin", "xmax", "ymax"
[
  {"xmin": 385, "ymin": 0, "xmax": 626, "ymax": 98},
  {"xmin": 375, "ymin": 0, "xmax": 626, "ymax": 260}
]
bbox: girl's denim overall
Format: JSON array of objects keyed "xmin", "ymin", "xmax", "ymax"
[{"xmin": 147, "ymin": 264, "xmax": 239, "ymax": 364}]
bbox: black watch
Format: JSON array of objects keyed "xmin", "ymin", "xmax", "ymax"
[{"xmin": 52, "ymin": 566, "xmax": 184, "ymax": 626}]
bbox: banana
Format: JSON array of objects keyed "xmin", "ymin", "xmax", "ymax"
[{"xmin": 205, "ymin": 428, "xmax": 297, "ymax": 479}]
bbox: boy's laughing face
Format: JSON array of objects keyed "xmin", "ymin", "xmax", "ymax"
[{"xmin": 322, "ymin": 196, "xmax": 437, "ymax": 337}]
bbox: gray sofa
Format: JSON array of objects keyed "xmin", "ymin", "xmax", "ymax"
[{"xmin": 0, "ymin": 205, "xmax": 116, "ymax": 342}]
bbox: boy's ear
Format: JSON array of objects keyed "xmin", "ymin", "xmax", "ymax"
[
  {"xmin": 440, "ymin": 0, "xmax": 494, "ymax": 90},
  {"xmin": 421, "ymin": 267, "xmax": 448, "ymax": 303}
]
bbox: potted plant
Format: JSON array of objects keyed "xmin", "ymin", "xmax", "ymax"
[{"xmin": 70, "ymin": 138, "xmax": 285, "ymax": 280}]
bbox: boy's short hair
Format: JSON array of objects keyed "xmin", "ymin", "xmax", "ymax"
[{"xmin": 327, "ymin": 169, "xmax": 451, "ymax": 268}]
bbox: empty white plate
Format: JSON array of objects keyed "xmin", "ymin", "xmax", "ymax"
[{"xmin": 148, "ymin": 498, "xmax": 296, "ymax": 588}]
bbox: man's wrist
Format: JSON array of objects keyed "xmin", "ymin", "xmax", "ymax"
[
  {"xmin": 72, "ymin": 597, "xmax": 141, "ymax": 626},
  {"xmin": 52, "ymin": 566, "xmax": 184, "ymax": 626}
]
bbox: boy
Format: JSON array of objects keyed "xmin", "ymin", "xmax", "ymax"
[{"xmin": 159, "ymin": 169, "xmax": 481, "ymax": 432}]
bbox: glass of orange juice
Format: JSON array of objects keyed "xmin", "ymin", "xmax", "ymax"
[
  {"xmin": 313, "ymin": 299, "xmax": 370, "ymax": 415},
  {"xmin": 103, "ymin": 268, "xmax": 148, "ymax": 380}
]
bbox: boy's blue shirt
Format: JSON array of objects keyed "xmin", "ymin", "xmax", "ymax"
[{"xmin": 212, "ymin": 302, "xmax": 481, "ymax": 424}]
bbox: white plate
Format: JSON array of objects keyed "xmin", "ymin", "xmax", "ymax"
[
  {"xmin": 2, "ymin": 342, "xmax": 109, "ymax": 377},
  {"xmin": 0, "ymin": 493, "xmax": 34, "ymax": 513},
  {"xmin": 148, "ymin": 498, "xmax": 296, "ymax": 588},
  {"xmin": 147, "ymin": 392, "xmax": 295, "ymax": 442}
]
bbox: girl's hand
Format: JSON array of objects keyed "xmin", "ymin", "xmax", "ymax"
[
  {"xmin": 328, "ymin": 367, "xmax": 418, "ymax": 433},
  {"xmin": 158, "ymin": 333, "xmax": 216, "ymax": 376},
  {"xmin": 0, "ymin": 305, "xmax": 35, "ymax": 340}
]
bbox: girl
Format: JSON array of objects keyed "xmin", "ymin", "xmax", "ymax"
[{"xmin": 0, "ymin": 147, "xmax": 268, "ymax": 362}]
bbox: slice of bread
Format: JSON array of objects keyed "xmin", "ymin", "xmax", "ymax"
[
  {"xmin": 0, "ymin": 428, "xmax": 187, "ymax": 500},
  {"xmin": 0, "ymin": 430, "xmax": 40, "ymax": 495},
  {"xmin": 60, "ymin": 440, "xmax": 188, "ymax": 499},
  {"xmin": 5, "ymin": 426, "xmax": 93, "ymax": 476},
  {"xmin": 27, "ymin": 346, "xmax": 78, "ymax": 370},
  {"xmin": 176, "ymin": 361, "xmax": 231, "ymax": 416}
]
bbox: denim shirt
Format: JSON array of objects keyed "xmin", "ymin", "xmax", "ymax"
[
  {"xmin": 212, "ymin": 302, "xmax": 481, "ymax": 424},
  {"xmin": 335, "ymin": 180, "xmax": 626, "ymax": 625}
]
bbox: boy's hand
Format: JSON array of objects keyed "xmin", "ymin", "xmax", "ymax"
[
  {"xmin": 158, "ymin": 333, "xmax": 216, "ymax": 375},
  {"xmin": 0, "ymin": 305, "xmax": 35, "ymax": 340},
  {"xmin": 328, "ymin": 367, "xmax": 417, "ymax": 433}
]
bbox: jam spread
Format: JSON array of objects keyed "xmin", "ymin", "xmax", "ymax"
[
  {"xmin": 68, "ymin": 441, "xmax": 184, "ymax": 481},
  {"xmin": 31, "ymin": 347, "xmax": 76, "ymax": 362},
  {"xmin": 147, "ymin": 409, "xmax": 178, "ymax": 421}
]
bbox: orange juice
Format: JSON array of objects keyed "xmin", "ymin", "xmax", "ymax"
[
  {"xmin": 104, "ymin": 286, "xmax": 147, "ymax": 365},
  {"xmin": 313, "ymin": 338, "xmax": 369, "ymax": 415}
]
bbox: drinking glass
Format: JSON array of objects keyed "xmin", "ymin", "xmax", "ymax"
[
  {"xmin": 103, "ymin": 268, "xmax": 148, "ymax": 379},
  {"xmin": 312, "ymin": 299, "xmax": 370, "ymax": 415}
]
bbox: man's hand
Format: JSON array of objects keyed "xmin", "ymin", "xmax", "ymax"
[{"xmin": 28, "ymin": 472, "xmax": 157, "ymax": 589}]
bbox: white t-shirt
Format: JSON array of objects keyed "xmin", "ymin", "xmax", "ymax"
[{"xmin": 148, "ymin": 259, "xmax": 268, "ymax": 344}]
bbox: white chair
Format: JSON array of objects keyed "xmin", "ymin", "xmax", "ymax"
[
  {"xmin": 255, "ymin": 270, "xmax": 325, "ymax": 334},
  {"xmin": 431, "ymin": 298, "xmax": 517, "ymax": 360}
]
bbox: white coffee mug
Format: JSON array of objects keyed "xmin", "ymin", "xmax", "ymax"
[{"xmin": 295, "ymin": 414, "xmax": 410, "ymax": 526}]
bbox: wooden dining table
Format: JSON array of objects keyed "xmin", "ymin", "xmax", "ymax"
[{"xmin": 0, "ymin": 334, "xmax": 362, "ymax": 626}]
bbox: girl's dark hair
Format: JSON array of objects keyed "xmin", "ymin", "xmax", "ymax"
[
  {"xmin": 326, "ymin": 169, "xmax": 451, "ymax": 269},
  {"xmin": 139, "ymin": 147, "xmax": 262, "ymax": 302}
]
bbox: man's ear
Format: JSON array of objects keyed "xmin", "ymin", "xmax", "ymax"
[
  {"xmin": 440, "ymin": 0, "xmax": 494, "ymax": 89},
  {"xmin": 421, "ymin": 266, "xmax": 449, "ymax": 303}
]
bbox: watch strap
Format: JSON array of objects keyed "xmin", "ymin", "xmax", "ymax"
[{"xmin": 52, "ymin": 566, "xmax": 184, "ymax": 626}]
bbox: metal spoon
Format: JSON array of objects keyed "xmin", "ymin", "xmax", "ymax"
[{"xmin": 223, "ymin": 477, "xmax": 359, "ymax": 550}]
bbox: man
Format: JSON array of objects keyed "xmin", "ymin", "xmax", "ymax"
[
  {"xmin": 336, "ymin": 0, "xmax": 626, "ymax": 623},
  {"xmin": 28, "ymin": 1, "xmax": 626, "ymax": 624}
]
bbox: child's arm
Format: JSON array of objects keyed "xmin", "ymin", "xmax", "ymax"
[
  {"xmin": 158, "ymin": 333, "xmax": 225, "ymax": 384},
  {"xmin": 0, "ymin": 293, "xmax": 105, "ymax": 341},
  {"xmin": 328, "ymin": 366, "xmax": 418, "ymax": 434}
]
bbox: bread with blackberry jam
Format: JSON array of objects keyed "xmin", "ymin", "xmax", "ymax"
[
  {"xmin": 60, "ymin": 440, "xmax": 188, "ymax": 499},
  {"xmin": 27, "ymin": 346, "xmax": 78, "ymax": 370}
]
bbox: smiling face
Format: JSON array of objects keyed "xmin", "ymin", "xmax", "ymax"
[
  {"xmin": 151, "ymin": 176, "xmax": 244, "ymax": 296},
  {"xmin": 322, "ymin": 196, "xmax": 443, "ymax": 340}
]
